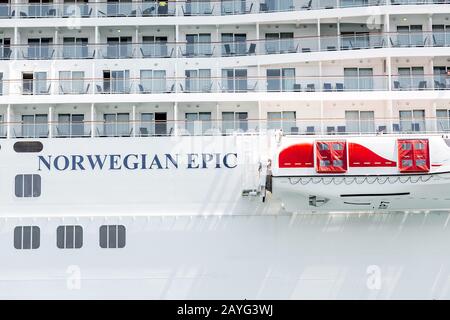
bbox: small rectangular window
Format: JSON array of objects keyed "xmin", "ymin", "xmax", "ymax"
[
  {"xmin": 14, "ymin": 226, "xmax": 40, "ymax": 249},
  {"xmin": 15, "ymin": 174, "xmax": 41, "ymax": 198},
  {"xmin": 416, "ymin": 159, "xmax": 426, "ymax": 166},
  {"xmin": 57, "ymin": 225, "xmax": 83, "ymax": 249},
  {"xmin": 402, "ymin": 143, "xmax": 412, "ymax": 150},
  {"xmin": 318, "ymin": 143, "xmax": 329, "ymax": 151},
  {"xmin": 333, "ymin": 159, "xmax": 343, "ymax": 167},
  {"xmin": 332, "ymin": 144, "xmax": 344, "ymax": 151},
  {"xmin": 402, "ymin": 159, "xmax": 413, "ymax": 167},
  {"xmin": 415, "ymin": 143, "xmax": 424, "ymax": 150},
  {"xmin": 99, "ymin": 225, "xmax": 126, "ymax": 249},
  {"xmin": 319, "ymin": 160, "xmax": 330, "ymax": 167}
]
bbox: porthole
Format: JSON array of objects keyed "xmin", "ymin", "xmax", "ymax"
[{"xmin": 14, "ymin": 141, "xmax": 43, "ymax": 153}]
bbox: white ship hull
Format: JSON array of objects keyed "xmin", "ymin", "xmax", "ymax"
[
  {"xmin": 0, "ymin": 134, "xmax": 449, "ymax": 299},
  {"xmin": 2, "ymin": 212, "xmax": 450, "ymax": 299}
]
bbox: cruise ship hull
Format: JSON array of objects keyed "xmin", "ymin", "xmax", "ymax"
[
  {"xmin": 2, "ymin": 212, "xmax": 450, "ymax": 299},
  {"xmin": 1, "ymin": 134, "xmax": 450, "ymax": 299}
]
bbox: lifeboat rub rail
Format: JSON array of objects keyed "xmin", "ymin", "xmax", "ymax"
[{"xmin": 284, "ymin": 173, "xmax": 448, "ymax": 186}]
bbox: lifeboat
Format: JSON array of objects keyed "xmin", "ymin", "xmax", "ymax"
[{"xmin": 271, "ymin": 135, "xmax": 450, "ymax": 213}]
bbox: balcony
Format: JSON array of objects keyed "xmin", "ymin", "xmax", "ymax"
[
  {"xmin": 2, "ymin": 116, "xmax": 450, "ymax": 138},
  {"xmin": 6, "ymin": 0, "xmax": 450, "ymax": 19},
  {"xmin": 391, "ymin": 75, "xmax": 450, "ymax": 91},
  {"xmin": 7, "ymin": 31, "xmax": 450, "ymax": 61},
  {"xmin": 6, "ymin": 74, "xmax": 450, "ymax": 95},
  {"xmin": 178, "ymin": 43, "xmax": 214, "ymax": 57}
]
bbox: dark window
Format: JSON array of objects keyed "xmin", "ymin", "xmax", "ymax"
[
  {"xmin": 14, "ymin": 226, "xmax": 40, "ymax": 249},
  {"xmin": 15, "ymin": 174, "xmax": 41, "ymax": 198},
  {"xmin": 57, "ymin": 225, "xmax": 83, "ymax": 249},
  {"xmin": 13, "ymin": 141, "xmax": 43, "ymax": 153},
  {"xmin": 99, "ymin": 225, "xmax": 126, "ymax": 249}
]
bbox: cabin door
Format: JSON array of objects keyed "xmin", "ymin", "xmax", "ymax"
[{"xmin": 155, "ymin": 112, "xmax": 167, "ymax": 136}]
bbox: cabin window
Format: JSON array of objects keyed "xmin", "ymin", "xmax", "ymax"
[
  {"xmin": 14, "ymin": 226, "xmax": 40, "ymax": 249},
  {"xmin": 99, "ymin": 225, "xmax": 126, "ymax": 249},
  {"xmin": 15, "ymin": 174, "xmax": 41, "ymax": 198},
  {"xmin": 57, "ymin": 225, "xmax": 83, "ymax": 249}
]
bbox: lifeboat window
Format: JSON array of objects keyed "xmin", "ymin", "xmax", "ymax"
[
  {"xmin": 320, "ymin": 160, "xmax": 330, "ymax": 166},
  {"xmin": 15, "ymin": 174, "xmax": 41, "ymax": 198},
  {"xmin": 402, "ymin": 159, "xmax": 413, "ymax": 167},
  {"xmin": 401, "ymin": 143, "xmax": 412, "ymax": 150},
  {"xmin": 100, "ymin": 225, "xmax": 126, "ymax": 249},
  {"xmin": 13, "ymin": 141, "xmax": 43, "ymax": 153},
  {"xmin": 14, "ymin": 226, "xmax": 40, "ymax": 250},
  {"xmin": 416, "ymin": 159, "xmax": 426, "ymax": 166},
  {"xmin": 333, "ymin": 159, "xmax": 343, "ymax": 166},
  {"xmin": 57, "ymin": 225, "xmax": 83, "ymax": 249},
  {"xmin": 332, "ymin": 143, "xmax": 344, "ymax": 150},
  {"xmin": 318, "ymin": 143, "xmax": 329, "ymax": 151},
  {"xmin": 415, "ymin": 143, "xmax": 424, "ymax": 150}
]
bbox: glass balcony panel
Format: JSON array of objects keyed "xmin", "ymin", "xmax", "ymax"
[
  {"xmin": 0, "ymin": 4, "xmax": 10, "ymax": 17},
  {"xmin": 63, "ymin": 3, "xmax": 90, "ymax": 17},
  {"xmin": 221, "ymin": 0, "xmax": 246, "ymax": 14}
]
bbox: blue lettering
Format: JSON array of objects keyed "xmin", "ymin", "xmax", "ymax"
[
  {"xmin": 37, "ymin": 153, "xmax": 237, "ymax": 171},
  {"xmin": 54, "ymin": 155, "xmax": 70, "ymax": 171},
  {"xmin": 71, "ymin": 155, "xmax": 85, "ymax": 171},
  {"xmin": 141, "ymin": 154, "xmax": 147, "ymax": 170},
  {"xmin": 201, "ymin": 153, "xmax": 214, "ymax": 168},
  {"xmin": 124, "ymin": 154, "xmax": 139, "ymax": 170},
  {"xmin": 109, "ymin": 155, "xmax": 122, "ymax": 170},
  {"xmin": 149, "ymin": 155, "xmax": 163, "ymax": 169},
  {"xmin": 215, "ymin": 153, "xmax": 221, "ymax": 168},
  {"xmin": 223, "ymin": 153, "xmax": 237, "ymax": 169},
  {"xmin": 38, "ymin": 155, "xmax": 52, "ymax": 171},
  {"xmin": 165, "ymin": 154, "xmax": 178, "ymax": 169},
  {"xmin": 187, "ymin": 154, "xmax": 199, "ymax": 169},
  {"xmin": 87, "ymin": 155, "xmax": 107, "ymax": 170}
]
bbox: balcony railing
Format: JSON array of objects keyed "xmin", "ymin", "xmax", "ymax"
[
  {"xmin": 3, "ymin": 117, "xmax": 450, "ymax": 139},
  {"xmin": 6, "ymin": 32, "xmax": 450, "ymax": 61},
  {"xmin": 3, "ymin": 0, "xmax": 450, "ymax": 19},
  {"xmin": 5, "ymin": 74, "xmax": 450, "ymax": 95}
]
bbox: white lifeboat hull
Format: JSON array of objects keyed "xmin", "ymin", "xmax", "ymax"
[{"xmin": 273, "ymin": 170, "xmax": 450, "ymax": 213}]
